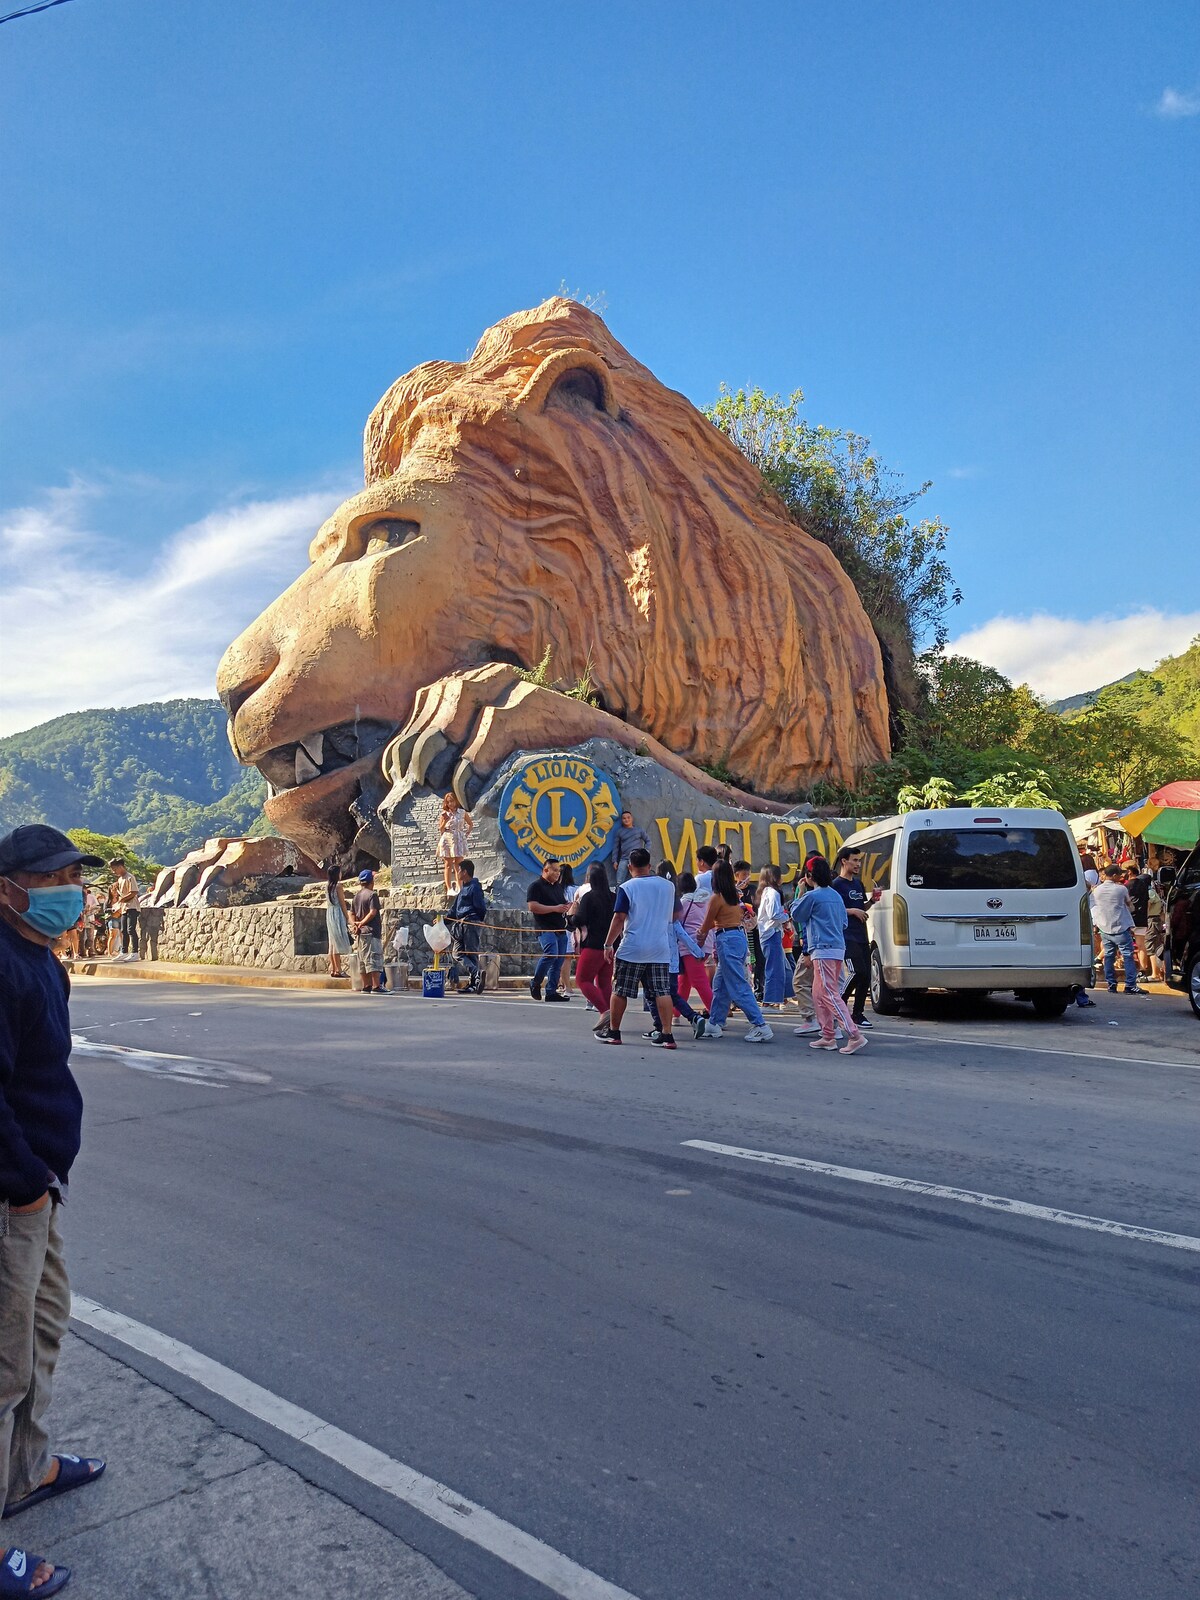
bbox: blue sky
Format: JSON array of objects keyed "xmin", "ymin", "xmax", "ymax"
[{"xmin": 1, "ymin": 0, "xmax": 1197, "ymax": 732}]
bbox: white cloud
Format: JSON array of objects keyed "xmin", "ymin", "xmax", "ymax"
[
  {"xmin": 949, "ymin": 609, "xmax": 1200, "ymax": 701},
  {"xmin": 0, "ymin": 480, "xmax": 352, "ymax": 737},
  {"xmin": 945, "ymin": 465, "xmax": 982, "ymax": 480},
  {"xmin": 1154, "ymin": 85, "xmax": 1200, "ymax": 118}
]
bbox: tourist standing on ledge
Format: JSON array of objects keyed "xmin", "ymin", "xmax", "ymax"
[
  {"xmin": 831, "ymin": 846, "xmax": 872, "ymax": 1030},
  {"xmin": 446, "ymin": 860, "xmax": 487, "ymax": 994},
  {"xmin": 696, "ymin": 860, "xmax": 773, "ymax": 1044},
  {"xmin": 323, "ymin": 860, "xmax": 352, "ymax": 979},
  {"xmin": 598, "ymin": 849, "xmax": 678, "ymax": 1047},
  {"xmin": 0, "ymin": 824, "xmax": 109, "ymax": 1599},
  {"xmin": 108, "ymin": 856, "xmax": 140, "ymax": 963},
  {"xmin": 611, "ymin": 811, "xmax": 650, "ymax": 885},
  {"xmin": 350, "ymin": 869, "xmax": 385, "ymax": 994},
  {"xmin": 436, "ymin": 793, "xmax": 473, "ymax": 897},
  {"xmin": 527, "ymin": 859, "xmax": 570, "ymax": 1002},
  {"xmin": 792, "ymin": 857, "xmax": 867, "ymax": 1055}
]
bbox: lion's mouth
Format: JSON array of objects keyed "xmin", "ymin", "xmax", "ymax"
[{"xmin": 254, "ymin": 718, "xmax": 397, "ymax": 798}]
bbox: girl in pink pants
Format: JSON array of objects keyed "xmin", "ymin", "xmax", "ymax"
[{"xmin": 811, "ymin": 957, "xmax": 864, "ymax": 1049}]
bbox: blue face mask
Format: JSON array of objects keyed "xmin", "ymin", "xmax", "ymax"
[{"xmin": 14, "ymin": 884, "xmax": 85, "ymax": 939}]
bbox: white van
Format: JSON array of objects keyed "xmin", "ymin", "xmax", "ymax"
[{"xmin": 842, "ymin": 808, "xmax": 1092, "ymax": 1018}]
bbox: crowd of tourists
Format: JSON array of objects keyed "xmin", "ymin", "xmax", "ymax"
[
  {"xmin": 503, "ymin": 821, "xmax": 878, "ymax": 1053},
  {"xmin": 1079, "ymin": 849, "xmax": 1184, "ymax": 994}
]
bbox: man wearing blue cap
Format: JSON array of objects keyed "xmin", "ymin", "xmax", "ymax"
[
  {"xmin": 349, "ymin": 868, "xmax": 385, "ymax": 994},
  {"xmin": 0, "ymin": 825, "xmax": 109, "ymax": 1595}
]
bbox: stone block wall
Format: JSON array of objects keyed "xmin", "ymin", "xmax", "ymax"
[
  {"xmin": 140, "ymin": 896, "xmax": 546, "ymax": 976},
  {"xmin": 148, "ymin": 903, "xmax": 331, "ymax": 972}
]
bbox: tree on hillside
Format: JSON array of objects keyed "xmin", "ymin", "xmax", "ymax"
[
  {"xmin": 916, "ymin": 652, "xmax": 1022, "ymax": 750},
  {"xmin": 706, "ymin": 386, "xmax": 962, "ymax": 681},
  {"xmin": 66, "ymin": 830, "xmax": 162, "ymax": 885}
]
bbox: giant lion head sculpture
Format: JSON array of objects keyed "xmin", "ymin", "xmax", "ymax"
[{"xmin": 218, "ymin": 299, "xmax": 890, "ymax": 862}]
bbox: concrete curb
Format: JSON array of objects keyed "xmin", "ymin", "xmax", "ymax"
[{"xmin": 68, "ymin": 960, "xmax": 540, "ymax": 993}]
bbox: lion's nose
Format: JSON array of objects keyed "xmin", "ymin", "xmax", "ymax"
[{"xmin": 217, "ymin": 631, "xmax": 280, "ymax": 748}]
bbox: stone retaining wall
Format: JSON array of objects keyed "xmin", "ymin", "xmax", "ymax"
[
  {"xmin": 141, "ymin": 903, "xmax": 331, "ymax": 973},
  {"xmin": 138, "ymin": 897, "xmax": 547, "ymax": 976}
]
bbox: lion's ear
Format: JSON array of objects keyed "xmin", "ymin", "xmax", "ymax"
[{"xmin": 519, "ymin": 350, "xmax": 619, "ymax": 419}]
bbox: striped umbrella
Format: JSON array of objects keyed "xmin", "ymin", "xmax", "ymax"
[{"xmin": 1118, "ymin": 781, "xmax": 1200, "ymax": 848}]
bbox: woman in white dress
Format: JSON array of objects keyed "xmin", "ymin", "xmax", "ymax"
[
  {"xmin": 324, "ymin": 861, "xmax": 353, "ymax": 977},
  {"xmin": 437, "ymin": 792, "xmax": 473, "ymax": 894}
]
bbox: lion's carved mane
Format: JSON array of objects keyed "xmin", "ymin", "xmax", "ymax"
[
  {"xmin": 218, "ymin": 299, "xmax": 890, "ymax": 863},
  {"xmin": 361, "ymin": 299, "xmax": 889, "ymax": 794}
]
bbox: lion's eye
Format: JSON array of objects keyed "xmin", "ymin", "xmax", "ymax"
[
  {"xmin": 546, "ymin": 367, "xmax": 610, "ymax": 414},
  {"xmin": 362, "ymin": 518, "xmax": 420, "ymax": 555}
]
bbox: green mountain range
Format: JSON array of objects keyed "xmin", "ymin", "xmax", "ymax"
[
  {"xmin": 1, "ymin": 639, "xmax": 1195, "ymax": 868},
  {"xmin": 0, "ymin": 699, "xmax": 267, "ymax": 867}
]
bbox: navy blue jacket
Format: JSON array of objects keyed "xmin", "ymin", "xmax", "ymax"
[
  {"xmin": 0, "ymin": 919, "xmax": 83, "ymax": 1206},
  {"xmin": 448, "ymin": 879, "xmax": 486, "ymax": 923}
]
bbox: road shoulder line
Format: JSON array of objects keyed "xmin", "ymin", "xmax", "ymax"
[{"xmin": 70, "ymin": 1294, "xmax": 642, "ymax": 1600}]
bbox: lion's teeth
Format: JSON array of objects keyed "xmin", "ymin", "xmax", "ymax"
[
  {"xmin": 299, "ymin": 732, "xmax": 324, "ymax": 768},
  {"xmin": 295, "ymin": 746, "xmax": 321, "ymax": 785}
]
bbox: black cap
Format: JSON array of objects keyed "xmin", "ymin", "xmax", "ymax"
[{"xmin": 0, "ymin": 825, "xmax": 104, "ymax": 876}]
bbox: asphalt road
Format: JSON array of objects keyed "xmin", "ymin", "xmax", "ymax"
[{"xmin": 64, "ymin": 977, "xmax": 1200, "ymax": 1600}]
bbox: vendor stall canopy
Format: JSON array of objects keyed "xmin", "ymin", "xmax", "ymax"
[{"xmin": 1119, "ymin": 781, "xmax": 1200, "ymax": 849}]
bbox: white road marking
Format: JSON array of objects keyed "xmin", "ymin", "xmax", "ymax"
[
  {"xmin": 70, "ymin": 1035, "xmax": 271, "ymax": 1087},
  {"xmin": 74, "ymin": 1018, "xmax": 158, "ymax": 1029},
  {"xmin": 70, "ymin": 1296, "xmax": 642, "ymax": 1600},
  {"xmin": 868, "ymin": 1027, "xmax": 1200, "ymax": 1073},
  {"xmin": 681, "ymin": 1141, "xmax": 1200, "ymax": 1254}
]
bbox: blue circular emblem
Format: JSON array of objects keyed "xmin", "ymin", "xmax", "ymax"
[{"xmin": 498, "ymin": 754, "xmax": 621, "ymax": 874}]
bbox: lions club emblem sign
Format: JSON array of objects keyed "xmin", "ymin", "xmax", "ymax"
[{"xmin": 499, "ymin": 754, "xmax": 620, "ymax": 874}]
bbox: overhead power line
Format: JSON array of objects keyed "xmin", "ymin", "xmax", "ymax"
[{"xmin": 0, "ymin": 0, "xmax": 79, "ymax": 25}]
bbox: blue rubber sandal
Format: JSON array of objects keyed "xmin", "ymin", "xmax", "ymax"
[
  {"xmin": 3, "ymin": 1456, "xmax": 105, "ymax": 1520},
  {"xmin": 0, "ymin": 1547, "xmax": 71, "ymax": 1596}
]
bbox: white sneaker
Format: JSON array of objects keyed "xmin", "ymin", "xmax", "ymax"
[
  {"xmin": 704, "ymin": 1022, "xmax": 724, "ymax": 1039},
  {"xmin": 793, "ymin": 1020, "xmax": 820, "ymax": 1035},
  {"xmin": 743, "ymin": 1024, "xmax": 773, "ymax": 1043}
]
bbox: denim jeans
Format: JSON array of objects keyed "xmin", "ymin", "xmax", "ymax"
[
  {"xmin": 448, "ymin": 922, "xmax": 481, "ymax": 985},
  {"xmin": 1100, "ymin": 929, "xmax": 1137, "ymax": 988},
  {"xmin": 534, "ymin": 930, "xmax": 568, "ymax": 993},
  {"xmin": 120, "ymin": 909, "xmax": 139, "ymax": 954},
  {"xmin": 761, "ymin": 930, "xmax": 788, "ymax": 1003},
  {"xmin": 708, "ymin": 927, "xmax": 765, "ymax": 1029}
]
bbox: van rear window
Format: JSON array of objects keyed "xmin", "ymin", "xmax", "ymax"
[{"xmin": 906, "ymin": 829, "xmax": 1078, "ymax": 891}]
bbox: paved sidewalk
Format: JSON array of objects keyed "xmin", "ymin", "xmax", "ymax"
[{"xmin": 5, "ymin": 1333, "xmax": 472, "ymax": 1599}]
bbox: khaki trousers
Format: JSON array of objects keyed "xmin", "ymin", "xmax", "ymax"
[
  {"xmin": 792, "ymin": 954, "xmax": 815, "ymax": 1019},
  {"xmin": 0, "ymin": 1199, "xmax": 70, "ymax": 1509}
]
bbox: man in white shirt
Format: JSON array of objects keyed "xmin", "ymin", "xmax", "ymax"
[
  {"xmin": 1090, "ymin": 864, "xmax": 1146, "ymax": 994},
  {"xmin": 694, "ymin": 845, "xmax": 718, "ymax": 898},
  {"xmin": 108, "ymin": 857, "xmax": 140, "ymax": 962},
  {"xmin": 600, "ymin": 850, "xmax": 678, "ymax": 1048}
]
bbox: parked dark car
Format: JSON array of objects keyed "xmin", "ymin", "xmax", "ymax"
[{"xmin": 1165, "ymin": 843, "xmax": 1200, "ymax": 1019}]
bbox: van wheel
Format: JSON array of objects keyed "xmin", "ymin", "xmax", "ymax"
[
  {"xmin": 1031, "ymin": 989, "xmax": 1072, "ymax": 1018},
  {"xmin": 1187, "ymin": 954, "xmax": 1200, "ymax": 1020},
  {"xmin": 870, "ymin": 947, "xmax": 901, "ymax": 1015}
]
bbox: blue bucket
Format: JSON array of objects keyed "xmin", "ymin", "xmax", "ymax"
[{"xmin": 422, "ymin": 968, "xmax": 445, "ymax": 998}]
